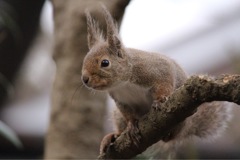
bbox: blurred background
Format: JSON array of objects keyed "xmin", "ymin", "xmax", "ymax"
[{"xmin": 0, "ymin": 0, "xmax": 240, "ymax": 158}]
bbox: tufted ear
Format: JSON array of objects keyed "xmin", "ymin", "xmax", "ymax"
[
  {"xmin": 101, "ymin": 5, "xmax": 123, "ymax": 58},
  {"xmin": 85, "ymin": 10, "xmax": 103, "ymax": 49}
]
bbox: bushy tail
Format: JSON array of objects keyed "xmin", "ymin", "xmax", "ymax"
[{"xmin": 179, "ymin": 101, "xmax": 232, "ymax": 141}]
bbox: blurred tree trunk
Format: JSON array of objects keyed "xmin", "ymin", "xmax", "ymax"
[{"xmin": 44, "ymin": 0, "xmax": 130, "ymax": 159}]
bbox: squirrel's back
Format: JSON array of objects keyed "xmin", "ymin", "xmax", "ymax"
[{"xmin": 126, "ymin": 48, "xmax": 187, "ymax": 88}]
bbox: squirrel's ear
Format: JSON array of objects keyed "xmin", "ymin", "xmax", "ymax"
[
  {"xmin": 101, "ymin": 5, "xmax": 123, "ymax": 58},
  {"xmin": 85, "ymin": 10, "xmax": 103, "ymax": 49},
  {"xmin": 109, "ymin": 34, "xmax": 123, "ymax": 58}
]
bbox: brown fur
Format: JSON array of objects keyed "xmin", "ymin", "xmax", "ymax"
[{"xmin": 82, "ymin": 6, "xmax": 231, "ymax": 158}]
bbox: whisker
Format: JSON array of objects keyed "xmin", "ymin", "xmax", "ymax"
[{"xmin": 71, "ymin": 83, "xmax": 84, "ymax": 105}]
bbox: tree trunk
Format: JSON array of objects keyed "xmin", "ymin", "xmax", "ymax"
[{"xmin": 44, "ymin": 0, "xmax": 130, "ymax": 159}]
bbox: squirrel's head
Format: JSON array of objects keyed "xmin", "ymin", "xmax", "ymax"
[{"xmin": 82, "ymin": 6, "xmax": 129, "ymax": 91}]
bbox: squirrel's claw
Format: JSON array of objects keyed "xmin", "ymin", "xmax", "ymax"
[
  {"xmin": 152, "ymin": 101, "xmax": 160, "ymax": 110},
  {"xmin": 152, "ymin": 96, "xmax": 168, "ymax": 110},
  {"xmin": 100, "ymin": 133, "xmax": 119, "ymax": 155}
]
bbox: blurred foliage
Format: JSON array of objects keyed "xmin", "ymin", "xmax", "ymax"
[{"xmin": 0, "ymin": 120, "xmax": 22, "ymax": 149}]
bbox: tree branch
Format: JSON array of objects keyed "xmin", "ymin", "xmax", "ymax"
[{"xmin": 98, "ymin": 74, "xmax": 240, "ymax": 159}]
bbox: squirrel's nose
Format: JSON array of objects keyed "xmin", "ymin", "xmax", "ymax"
[{"xmin": 82, "ymin": 75, "xmax": 89, "ymax": 84}]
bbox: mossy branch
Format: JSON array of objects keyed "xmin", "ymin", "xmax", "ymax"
[{"xmin": 98, "ymin": 74, "xmax": 240, "ymax": 159}]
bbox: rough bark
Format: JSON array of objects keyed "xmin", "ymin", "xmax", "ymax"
[
  {"xmin": 44, "ymin": 0, "xmax": 130, "ymax": 159},
  {"xmin": 99, "ymin": 74, "xmax": 240, "ymax": 159}
]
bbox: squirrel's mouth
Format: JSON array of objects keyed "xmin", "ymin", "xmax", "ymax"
[
  {"xmin": 92, "ymin": 84, "xmax": 108, "ymax": 90},
  {"xmin": 81, "ymin": 75, "xmax": 110, "ymax": 90},
  {"xmin": 82, "ymin": 83, "xmax": 107, "ymax": 91}
]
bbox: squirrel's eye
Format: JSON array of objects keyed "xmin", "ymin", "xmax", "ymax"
[{"xmin": 101, "ymin": 59, "xmax": 110, "ymax": 67}]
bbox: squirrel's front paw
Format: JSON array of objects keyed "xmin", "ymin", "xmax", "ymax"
[
  {"xmin": 100, "ymin": 133, "xmax": 119, "ymax": 154},
  {"xmin": 126, "ymin": 121, "xmax": 141, "ymax": 147},
  {"xmin": 152, "ymin": 96, "xmax": 168, "ymax": 110}
]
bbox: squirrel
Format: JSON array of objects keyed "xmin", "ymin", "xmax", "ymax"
[{"xmin": 81, "ymin": 6, "xmax": 232, "ymax": 158}]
